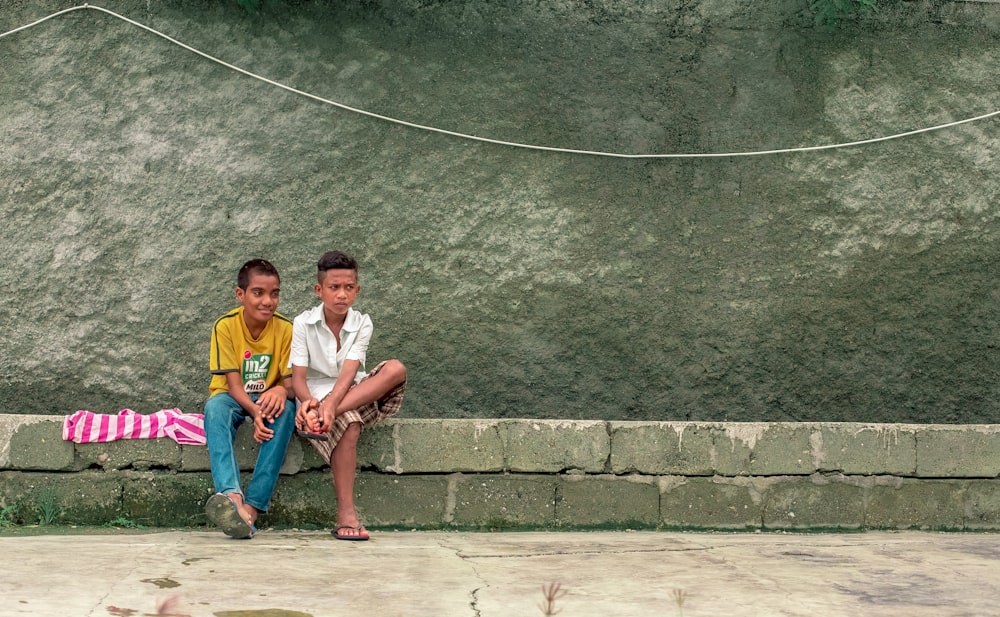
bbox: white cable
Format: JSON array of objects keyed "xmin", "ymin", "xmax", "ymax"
[
  {"xmin": 0, "ymin": 4, "xmax": 89, "ymax": 39},
  {"xmin": 2, "ymin": 4, "xmax": 997, "ymax": 159}
]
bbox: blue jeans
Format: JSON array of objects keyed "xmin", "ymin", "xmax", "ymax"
[{"xmin": 204, "ymin": 392, "xmax": 296, "ymax": 512}]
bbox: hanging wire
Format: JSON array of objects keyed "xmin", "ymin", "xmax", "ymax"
[{"xmin": 2, "ymin": 4, "xmax": 997, "ymax": 159}]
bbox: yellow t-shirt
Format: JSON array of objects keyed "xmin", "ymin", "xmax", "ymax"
[{"xmin": 208, "ymin": 307, "xmax": 293, "ymax": 398}]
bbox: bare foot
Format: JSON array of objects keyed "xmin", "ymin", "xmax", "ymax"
[
  {"xmin": 337, "ymin": 508, "xmax": 360, "ymax": 529},
  {"xmin": 333, "ymin": 525, "xmax": 369, "ymax": 540},
  {"xmin": 226, "ymin": 493, "xmax": 255, "ymax": 526},
  {"xmin": 244, "ymin": 504, "xmax": 259, "ymax": 526}
]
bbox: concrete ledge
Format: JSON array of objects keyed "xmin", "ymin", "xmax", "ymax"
[
  {"xmin": 505, "ymin": 420, "xmax": 609, "ymax": 473},
  {"xmin": 2, "ymin": 415, "xmax": 74, "ymax": 471},
  {"xmin": 1, "ymin": 416, "xmax": 998, "ymax": 530},
  {"xmin": 916, "ymin": 426, "xmax": 1000, "ymax": 477},
  {"xmin": 659, "ymin": 476, "xmax": 763, "ymax": 530}
]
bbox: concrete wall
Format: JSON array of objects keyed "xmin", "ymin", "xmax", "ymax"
[
  {"xmin": 3, "ymin": 414, "xmax": 1000, "ymax": 530},
  {"xmin": 1, "ymin": 1, "xmax": 999, "ymax": 424}
]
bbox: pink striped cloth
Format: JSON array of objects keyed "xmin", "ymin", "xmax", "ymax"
[{"xmin": 62, "ymin": 408, "xmax": 206, "ymax": 445}]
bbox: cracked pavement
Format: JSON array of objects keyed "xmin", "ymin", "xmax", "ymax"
[{"xmin": 2, "ymin": 530, "xmax": 1000, "ymax": 616}]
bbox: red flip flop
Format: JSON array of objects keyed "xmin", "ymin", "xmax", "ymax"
[
  {"xmin": 333, "ymin": 525, "xmax": 369, "ymax": 541},
  {"xmin": 296, "ymin": 430, "xmax": 329, "ymax": 442}
]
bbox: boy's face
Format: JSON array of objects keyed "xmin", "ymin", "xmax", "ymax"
[
  {"xmin": 315, "ymin": 269, "xmax": 359, "ymax": 320},
  {"xmin": 236, "ymin": 272, "xmax": 280, "ymax": 328}
]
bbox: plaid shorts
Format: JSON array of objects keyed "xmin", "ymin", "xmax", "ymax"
[{"xmin": 308, "ymin": 360, "xmax": 405, "ymax": 462}]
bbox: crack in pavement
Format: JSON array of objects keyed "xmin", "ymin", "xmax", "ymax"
[
  {"xmin": 469, "ymin": 586, "xmax": 484, "ymax": 617},
  {"xmin": 450, "ymin": 545, "xmax": 717, "ymax": 560},
  {"xmin": 437, "ymin": 538, "xmax": 490, "ymax": 617},
  {"xmin": 89, "ymin": 542, "xmax": 153, "ymax": 617}
]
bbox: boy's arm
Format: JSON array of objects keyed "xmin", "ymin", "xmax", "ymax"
[
  {"xmin": 291, "ymin": 365, "xmax": 319, "ymax": 430},
  {"xmin": 225, "ymin": 372, "xmax": 260, "ymax": 417},
  {"xmin": 317, "ymin": 359, "xmax": 361, "ymax": 430},
  {"xmin": 224, "ymin": 372, "xmax": 276, "ymax": 443},
  {"xmin": 290, "ymin": 365, "xmax": 315, "ymax": 406},
  {"xmin": 257, "ymin": 320, "xmax": 295, "ymax": 420}
]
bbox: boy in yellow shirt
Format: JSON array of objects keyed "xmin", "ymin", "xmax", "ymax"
[{"xmin": 204, "ymin": 259, "xmax": 296, "ymax": 539}]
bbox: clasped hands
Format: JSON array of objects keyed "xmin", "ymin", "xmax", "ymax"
[
  {"xmin": 250, "ymin": 385, "xmax": 288, "ymax": 443},
  {"xmin": 295, "ymin": 396, "xmax": 336, "ymax": 434}
]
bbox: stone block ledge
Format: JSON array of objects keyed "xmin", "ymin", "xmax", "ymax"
[{"xmin": 1, "ymin": 415, "xmax": 998, "ymax": 530}]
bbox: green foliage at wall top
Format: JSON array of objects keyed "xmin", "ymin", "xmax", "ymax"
[
  {"xmin": 236, "ymin": 0, "xmax": 879, "ymax": 30},
  {"xmin": 811, "ymin": 0, "xmax": 879, "ymax": 28}
]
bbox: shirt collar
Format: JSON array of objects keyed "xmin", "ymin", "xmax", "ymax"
[{"xmin": 304, "ymin": 304, "xmax": 362, "ymax": 332}]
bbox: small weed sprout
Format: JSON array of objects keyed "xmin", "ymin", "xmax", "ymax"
[
  {"xmin": 36, "ymin": 488, "xmax": 61, "ymax": 526},
  {"xmin": 103, "ymin": 516, "xmax": 145, "ymax": 529},
  {"xmin": 538, "ymin": 581, "xmax": 567, "ymax": 616},
  {"xmin": 0, "ymin": 504, "xmax": 18, "ymax": 527},
  {"xmin": 673, "ymin": 588, "xmax": 689, "ymax": 617}
]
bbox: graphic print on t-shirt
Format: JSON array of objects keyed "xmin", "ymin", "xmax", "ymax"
[{"xmin": 242, "ymin": 350, "xmax": 272, "ymax": 393}]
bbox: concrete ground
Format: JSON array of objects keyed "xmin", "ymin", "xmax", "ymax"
[{"xmin": 3, "ymin": 530, "xmax": 1000, "ymax": 616}]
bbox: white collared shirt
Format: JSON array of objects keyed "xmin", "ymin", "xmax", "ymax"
[{"xmin": 289, "ymin": 304, "xmax": 372, "ymax": 400}]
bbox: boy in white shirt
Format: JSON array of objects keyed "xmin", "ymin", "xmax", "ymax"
[{"xmin": 290, "ymin": 250, "xmax": 407, "ymax": 540}]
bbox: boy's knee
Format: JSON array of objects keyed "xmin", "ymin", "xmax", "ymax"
[
  {"xmin": 269, "ymin": 402, "xmax": 297, "ymax": 431},
  {"xmin": 387, "ymin": 359, "xmax": 406, "ymax": 381},
  {"xmin": 339, "ymin": 422, "xmax": 361, "ymax": 444}
]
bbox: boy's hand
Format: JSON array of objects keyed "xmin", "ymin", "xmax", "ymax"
[
  {"xmin": 317, "ymin": 397, "xmax": 336, "ymax": 433},
  {"xmin": 295, "ymin": 398, "xmax": 319, "ymax": 431},
  {"xmin": 257, "ymin": 385, "xmax": 287, "ymax": 421},
  {"xmin": 252, "ymin": 414, "xmax": 274, "ymax": 443}
]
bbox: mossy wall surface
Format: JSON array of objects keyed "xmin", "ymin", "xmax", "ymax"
[{"xmin": 0, "ymin": 0, "xmax": 997, "ymax": 422}]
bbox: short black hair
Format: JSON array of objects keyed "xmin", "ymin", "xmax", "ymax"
[
  {"xmin": 317, "ymin": 250, "xmax": 359, "ymax": 281},
  {"xmin": 237, "ymin": 259, "xmax": 280, "ymax": 290}
]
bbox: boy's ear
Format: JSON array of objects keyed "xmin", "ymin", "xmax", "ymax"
[
  {"xmin": 313, "ymin": 283, "xmax": 322, "ymax": 296},
  {"xmin": 235, "ymin": 286, "xmax": 245, "ymax": 303}
]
